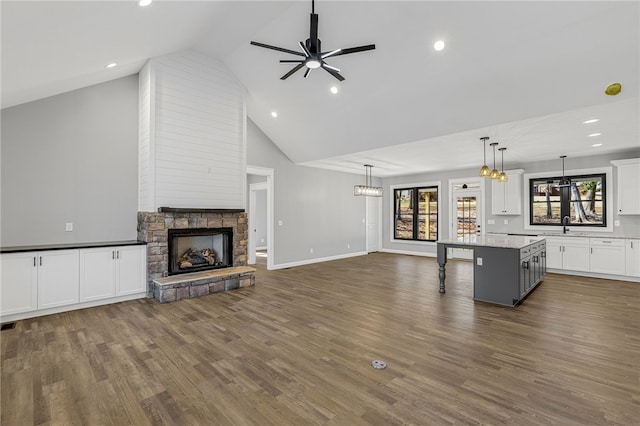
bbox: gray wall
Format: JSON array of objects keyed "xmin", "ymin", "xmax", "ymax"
[
  {"xmin": 382, "ymin": 148, "xmax": 640, "ymax": 256},
  {"xmin": 247, "ymin": 119, "xmax": 367, "ymax": 266},
  {"xmin": 1, "ymin": 76, "xmax": 139, "ymax": 246}
]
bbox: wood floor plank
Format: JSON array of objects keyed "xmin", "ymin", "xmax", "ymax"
[{"xmin": 2, "ymin": 253, "xmax": 639, "ymax": 425}]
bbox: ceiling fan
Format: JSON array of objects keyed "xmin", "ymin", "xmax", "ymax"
[{"xmin": 250, "ymin": 0, "xmax": 375, "ymax": 81}]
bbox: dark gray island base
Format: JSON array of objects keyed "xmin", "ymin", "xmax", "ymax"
[{"xmin": 437, "ymin": 236, "xmax": 546, "ymax": 306}]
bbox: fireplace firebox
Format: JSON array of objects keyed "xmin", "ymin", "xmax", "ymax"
[{"xmin": 168, "ymin": 228, "xmax": 233, "ymax": 275}]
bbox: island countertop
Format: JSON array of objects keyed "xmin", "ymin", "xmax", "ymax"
[{"xmin": 437, "ymin": 235, "xmax": 545, "ymax": 250}]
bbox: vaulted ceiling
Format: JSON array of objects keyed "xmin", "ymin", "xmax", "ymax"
[{"xmin": 2, "ymin": 1, "xmax": 638, "ymax": 177}]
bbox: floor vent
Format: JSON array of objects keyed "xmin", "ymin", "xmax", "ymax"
[
  {"xmin": 371, "ymin": 360, "xmax": 387, "ymax": 370},
  {"xmin": 1, "ymin": 322, "xmax": 17, "ymax": 331}
]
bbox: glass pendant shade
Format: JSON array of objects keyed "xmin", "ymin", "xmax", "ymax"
[
  {"xmin": 479, "ymin": 137, "xmax": 491, "ymax": 177},
  {"xmin": 354, "ymin": 164, "xmax": 383, "ymax": 197},
  {"xmin": 489, "ymin": 142, "xmax": 499, "ymax": 179},
  {"xmin": 498, "ymin": 147, "xmax": 508, "ymax": 182}
]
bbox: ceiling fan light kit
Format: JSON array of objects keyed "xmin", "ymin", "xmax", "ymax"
[{"xmin": 250, "ymin": 0, "xmax": 375, "ymax": 81}]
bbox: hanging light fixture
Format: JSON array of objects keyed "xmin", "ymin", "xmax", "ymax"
[
  {"xmin": 558, "ymin": 155, "xmax": 570, "ymax": 187},
  {"xmin": 489, "ymin": 142, "xmax": 500, "ymax": 179},
  {"xmin": 354, "ymin": 164, "xmax": 383, "ymax": 197},
  {"xmin": 498, "ymin": 147, "xmax": 508, "ymax": 182},
  {"xmin": 479, "ymin": 137, "xmax": 491, "ymax": 177}
]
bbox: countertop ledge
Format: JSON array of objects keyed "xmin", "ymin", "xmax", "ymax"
[
  {"xmin": 501, "ymin": 233, "xmax": 638, "ymax": 240},
  {"xmin": 1, "ymin": 240, "xmax": 146, "ymax": 254}
]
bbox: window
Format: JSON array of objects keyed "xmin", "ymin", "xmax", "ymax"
[
  {"xmin": 530, "ymin": 173, "xmax": 606, "ymax": 227},
  {"xmin": 393, "ymin": 186, "xmax": 438, "ymax": 241}
]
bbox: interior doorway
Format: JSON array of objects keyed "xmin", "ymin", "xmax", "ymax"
[
  {"xmin": 449, "ymin": 180, "xmax": 483, "ymax": 260},
  {"xmin": 247, "ymin": 166, "xmax": 274, "ymax": 270},
  {"xmin": 366, "ymin": 196, "xmax": 381, "ymax": 252}
]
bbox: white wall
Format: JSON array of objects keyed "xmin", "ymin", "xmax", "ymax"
[
  {"xmin": 139, "ymin": 50, "xmax": 246, "ymax": 211},
  {"xmin": 1, "ymin": 76, "xmax": 139, "ymax": 246},
  {"xmin": 247, "ymin": 119, "xmax": 367, "ymax": 267}
]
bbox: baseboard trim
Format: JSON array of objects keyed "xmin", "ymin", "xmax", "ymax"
[
  {"xmin": 271, "ymin": 251, "xmax": 368, "ymax": 270},
  {"xmin": 380, "ymin": 248, "xmax": 437, "ymax": 258}
]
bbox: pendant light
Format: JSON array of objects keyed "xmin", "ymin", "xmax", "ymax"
[
  {"xmin": 498, "ymin": 147, "xmax": 508, "ymax": 182},
  {"xmin": 479, "ymin": 137, "xmax": 491, "ymax": 177},
  {"xmin": 354, "ymin": 164, "xmax": 383, "ymax": 197},
  {"xmin": 489, "ymin": 142, "xmax": 500, "ymax": 179},
  {"xmin": 558, "ymin": 155, "xmax": 570, "ymax": 187}
]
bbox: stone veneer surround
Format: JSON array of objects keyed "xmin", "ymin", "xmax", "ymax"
[{"xmin": 137, "ymin": 209, "xmax": 249, "ymax": 298}]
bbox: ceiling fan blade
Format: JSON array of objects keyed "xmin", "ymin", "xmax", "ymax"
[
  {"xmin": 298, "ymin": 41, "xmax": 311, "ymax": 58},
  {"xmin": 321, "ymin": 49, "xmax": 342, "ymax": 60},
  {"xmin": 281, "ymin": 63, "xmax": 304, "ymax": 80},
  {"xmin": 322, "ymin": 63, "xmax": 341, "ymax": 73},
  {"xmin": 309, "ymin": 13, "xmax": 319, "ymax": 52},
  {"xmin": 303, "ymin": 68, "xmax": 312, "ymax": 78},
  {"xmin": 330, "ymin": 44, "xmax": 376, "ymax": 57},
  {"xmin": 251, "ymin": 41, "xmax": 305, "ymax": 57},
  {"xmin": 322, "ymin": 66, "xmax": 345, "ymax": 82},
  {"xmin": 280, "ymin": 59, "xmax": 304, "ymax": 63}
]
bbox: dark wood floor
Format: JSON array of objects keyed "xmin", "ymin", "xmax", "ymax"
[{"xmin": 2, "ymin": 252, "xmax": 639, "ymax": 425}]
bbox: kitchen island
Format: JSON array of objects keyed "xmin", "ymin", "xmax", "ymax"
[{"xmin": 437, "ymin": 235, "xmax": 546, "ymax": 306}]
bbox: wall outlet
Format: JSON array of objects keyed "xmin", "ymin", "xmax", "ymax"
[
  {"xmin": 261, "ymin": 238, "xmax": 265, "ymax": 243},
  {"xmin": 310, "ymin": 248, "xmax": 314, "ymax": 254},
  {"xmin": 503, "ymin": 219, "xmax": 509, "ymax": 225},
  {"xmin": 614, "ymin": 220, "xmax": 620, "ymax": 227},
  {"xmin": 278, "ymin": 220, "xmax": 283, "ymax": 226},
  {"xmin": 347, "ymin": 243, "xmax": 350, "ymax": 249},
  {"xmin": 477, "ymin": 257, "xmax": 483, "ymax": 266},
  {"xmin": 65, "ymin": 223, "xmax": 73, "ymax": 232},
  {"xmin": 487, "ymin": 219, "xmax": 495, "ymax": 225}
]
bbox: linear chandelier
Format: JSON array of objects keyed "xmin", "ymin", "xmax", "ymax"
[{"xmin": 354, "ymin": 164, "xmax": 382, "ymax": 197}]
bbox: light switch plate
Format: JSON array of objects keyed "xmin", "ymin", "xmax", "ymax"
[
  {"xmin": 65, "ymin": 223, "xmax": 73, "ymax": 232},
  {"xmin": 487, "ymin": 219, "xmax": 495, "ymax": 225},
  {"xmin": 477, "ymin": 257, "xmax": 483, "ymax": 266}
]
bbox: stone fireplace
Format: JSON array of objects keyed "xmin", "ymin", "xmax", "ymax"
[{"xmin": 137, "ymin": 208, "xmax": 253, "ymax": 302}]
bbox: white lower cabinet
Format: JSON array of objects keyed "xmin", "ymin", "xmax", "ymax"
[
  {"xmin": 590, "ymin": 238, "xmax": 626, "ymax": 275},
  {"xmin": 1, "ymin": 253, "xmax": 39, "ymax": 316},
  {"xmin": 1, "ymin": 244, "xmax": 146, "ymax": 321},
  {"xmin": 1, "ymin": 250, "xmax": 80, "ymax": 315},
  {"xmin": 80, "ymin": 245, "xmax": 146, "ymax": 302},
  {"xmin": 626, "ymin": 239, "xmax": 640, "ymax": 277},
  {"xmin": 544, "ymin": 237, "xmax": 590, "ymax": 272}
]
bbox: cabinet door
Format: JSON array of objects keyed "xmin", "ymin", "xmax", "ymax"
[
  {"xmin": 491, "ymin": 180, "xmax": 506, "ymax": 215},
  {"xmin": 491, "ymin": 172, "xmax": 522, "ymax": 215},
  {"xmin": 545, "ymin": 239, "xmax": 563, "ymax": 269},
  {"xmin": 562, "ymin": 238, "xmax": 590, "ymax": 272},
  {"xmin": 617, "ymin": 162, "xmax": 640, "ymax": 215},
  {"xmin": 116, "ymin": 246, "xmax": 146, "ymax": 295},
  {"xmin": 626, "ymin": 239, "xmax": 640, "ymax": 277},
  {"xmin": 1, "ymin": 253, "xmax": 38, "ymax": 316},
  {"xmin": 38, "ymin": 250, "xmax": 80, "ymax": 309},
  {"xmin": 590, "ymin": 239, "xmax": 626, "ymax": 275},
  {"xmin": 80, "ymin": 248, "xmax": 116, "ymax": 302}
]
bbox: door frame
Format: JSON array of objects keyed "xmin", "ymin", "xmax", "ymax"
[
  {"xmin": 366, "ymin": 196, "xmax": 382, "ymax": 252},
  {"xmin": 448, "ymin": 177, "xmax": 485, "ymax": 259},
  {"xmin": 247, "ymin": 166, "xmax": 274, "ymax": 270}
]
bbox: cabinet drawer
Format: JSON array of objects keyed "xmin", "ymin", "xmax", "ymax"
[
  {"xmin": 520, "ymin": 247, "xmax": 531, "ymax": 259},
  {"xmin": 590, "ymin": 238, "xmax": 625, "ymax": 247}
]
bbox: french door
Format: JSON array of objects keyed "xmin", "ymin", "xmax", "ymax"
[{"xmin": 451, "ymin": 186, "xmax": 482, "ymax": 260}]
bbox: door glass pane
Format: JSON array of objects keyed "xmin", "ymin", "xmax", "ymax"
[{"xmin": 456, "ymin": 196, "xmax": 477, "ymax": 242}]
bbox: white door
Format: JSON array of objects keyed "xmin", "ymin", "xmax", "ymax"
[
  {"xmin": 366, "ymin": 196, "xmax": 381, "ymax": 252},
  {"xmin": 451, "ymin": 186, "xmax": 482, "ymax": 260}
]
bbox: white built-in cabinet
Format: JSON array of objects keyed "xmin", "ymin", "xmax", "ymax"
[
  {"xmin": 1, "ymin": 244, "xmax": 146, "ymax": 321},
  {"xmin": 626, "ymin": 239, "xmax": 640, "ymax": 277},
  {"xmin": 79, "ymin": 246, "xmax": 146, "ymax": 302},
  {"xmin": 491, "ymin": 170, "xmax": 523, "ymax": 215},
  {"xmin": 611, "ymin": 158, "xmax": 640, "ymax": 215},
  {"xmin": 589, "ymin": 238, "xmax": 626, "ymax": 275},
  {"xmin": 544, "ymin": 237, "xmax": 590, "ymax": 272},
  {"xmin": 1, "ymin": 250, "xmax": 79, "ymax": 315}
]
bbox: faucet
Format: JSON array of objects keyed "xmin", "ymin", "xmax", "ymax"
[{"xmin": 562, "ymin": 216, "xmax": 570, "ymax": 234}]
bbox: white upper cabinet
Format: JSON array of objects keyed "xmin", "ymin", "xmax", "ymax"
[
  {"xmin": 491, "ymin": 170, "xmax": 523, "ymax": 215},
  {"xmin": 611, "ymin": 158, "xmax": 640, "ymax": 215}
]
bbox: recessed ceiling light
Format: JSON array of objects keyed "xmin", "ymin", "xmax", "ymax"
[
  {"xmin": 592, "ymin": 143, "xmax": 603, "ymax": 147},
  {"xmin": 583, "ymin": 118, "xmax": 599, "ymax": 124},
  {"xmin": 139, "ymin": 0, "xmax": 152, "ymax": 6},
  {"xmin": 330, "ymin": 86, "xmax": 339, "ymax": 94},
  {"xmin": 588, "ymin": 133, "xmax": 602, "ymax": 137},
  {"xmin": 105, "ymin": 62, "xmax": 118, "ymax": 69},
  {"xmin": 434, "ymin": 40, "xmax": 445, "ymax": 51},
  {"xmin": 271, "ymin": 111, "xmax": 278, "ymax": 118}
]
